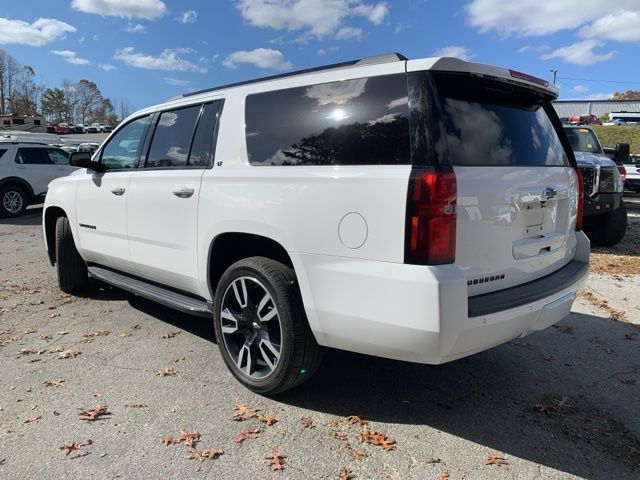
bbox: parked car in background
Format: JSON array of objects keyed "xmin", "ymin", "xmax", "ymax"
[
  {"xmin": 46, "ymin": 124, "xmax": 56, "ymax": 134},
  {"xmin": 607, "ymin": 112, "xmax": 640, "ymax": 126},
  {"xmin": 91, "ymin": 123, "xmax": 112, "ymax": 133},
  {"xmin": 0, "ymin": 141, "xmax": 78, "ymax": 217},
  {"xmin": 568, "ymin": 114, "xmax": 602, "ymax": 126},
  {"xmin": 57, "ymin": 124, "xmax": 71, "ymax": 135},
  {"xmin": 77, "ymin": 142, "xmax": 100, "ymax": 154},
  {"xmin": 70, "ymin": 124, "xmax": 85, "ymax": 134},
  {"xmin": 624, "ymin": 154, "xmax": 640, "ymax": 192},
  {"xmin": 85, "ymin": 124, "xmax": 100, "ymax": 133},
  {"xmin": 44, "ymin": 53, "xmax": 590, "ymax": 394},
  {"xmin": 564, "ymin": 125, "xmax": 627, "ymax": 246}
]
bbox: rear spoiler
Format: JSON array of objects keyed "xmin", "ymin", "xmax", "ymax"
[{"xmin": 407, "ymin": 57, "xmax": 559, "ymax": 99}]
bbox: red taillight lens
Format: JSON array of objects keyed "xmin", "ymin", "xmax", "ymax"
[
  {"xmin": 574, "ymin": 167, "xmax": 584, "ymax": 231},
  {"xmin": 508, "ymin": 69, "xmax": 549, "ymax": 87},
  {"xmin": 618, "ymin": 165, "xmax": 627, "ymax": 183},
  {"xmin": 405, "ymin": 167, "xmax": 457, "ymax": 265}
]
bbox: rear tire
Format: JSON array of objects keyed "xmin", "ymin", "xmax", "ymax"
[
  {"xmin": 584, "ymin": 200, "xmax": 627, "ymax": 247},
  {"xmin": 213, "ymin": 256, "xmax": 323, "ymax": 395},
  {"xmin": 0, "ymin": 185, "xmax": 28, "ymax": 218},
  {"xmin": 55, "ymin": 216, "xmax": 89, "ymax": 293}
]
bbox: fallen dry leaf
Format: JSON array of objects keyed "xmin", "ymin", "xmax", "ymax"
[
  {"xmin": 624, "ymin": 333, "xmax": 638, "ymax": 341},
  {"xmin": 341, "ymin": 446, "xmax": 366, "ymax": 459},
  {"xmin": 125, "ymin": 403, "xmax": 147, "ymax": 408},
  {"xmin": 82, "ymin": 329, "xmax": 109, "ymax": 338},
  {"xmin": 49, "ymin": 313, "xmax": 60, "ymax": 318},
  {"xmin": 265, "ymin": 451, "xmax": 286, "ymax": 471},
  {"xmin": 80, "ymin": 405, "xmax": 110, "ymax": 421},
  {"xmin": 23, "ymin": 328, "xmax": 37, "ymax": 334},
  {"xmin": 552, "ymin": 325, "xmax": 575, "ymax": 334},
  {"xmin": 334, "ymin": 432, "xmax": 349, "ymax": 441},
  {"xmin": 132, "ymin": 324, "xmax": 141, "ymax": 329},
  {"xmin": 161, "ymin": 430, "xmax": 200, "ymax": 447},
  {"xmin": 357, "ymin": 430, "xmax": 396, "ymax": 451},
  {"xmin": 100, "ymin": 307, "xmax": 112, "ymax": 313},
  {"xmin": 438, "ymin": 470, "xmax": 450, "ymax": 480},
  {"xmin": 56, "ymin": 331, "xmax": 68, "ymax": 336},
  {"xmin": 58, "ymin": 349, "xmax": 80, "ymax": 359},
  {"xmin": 426, "ymin": 457, "xmax": 442, "ymax": 464},
  {"xmin": 186, "ymin": 447, "xmax": 224, "ymax": 461},
  {"xmin": 486, "ymin": 453, "xmax": 509, "ymax": 466},
  {"xmin": 232, "ymin": 427, "xmax": 261, "ymax": 443},
  {"xmin": 43, "ymin": 378, "xmax": 65, "ymax": 388},
  {"xmin": 533, "ymin": 396, "xmax": 574, "ymax": 415},
  {"xmin": 58, "ymin": 439, "xmax": 92, "ymax": 457},
  {"xmin": 155, "ymin": 368, "xmax": 176, "ymax": 377},
  {"xmin": 24, "ymin": 415, "xmax": 42, "ymax": 423},
  {"xmin": 162, "ymin": 331, "xmax": 181, "ymax": 339},
  {"xmin": 300, "ymin": 416, "xmax": 315, "ymax": 429},
  {"xmin": 257, "ymin": 413, "xmax": 277, "ymax": 426},
  {"xmin": 346, "ymin": 415, "xmax": 367, "ymax": 426},
  {"xmin": 338, "ymin": 467, "xmax": 354, "ymax": 480},
  {"xmin": 120, "ymin": 331, "xmax": 132, "ymax": 337},
  {"xmin": 232, "ymin": 404, "xmax": 257, "ymax": 421}
]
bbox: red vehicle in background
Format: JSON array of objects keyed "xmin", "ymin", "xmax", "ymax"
[{"xmin": 568, "ymin": 114, "xmax": 602, "ymax": 125}]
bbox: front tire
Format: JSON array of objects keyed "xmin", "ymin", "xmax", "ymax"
[
  {"xmin": 55, "ymin": 216, "xmax": 89, "ymax": 293},
  {"xmin": 585, "ymin": 200, "xmax": 628, "ymax": 247},
  {"xmin": 0, "ymin": 185, "xmax": 28, "ymax": 218},
  {"xmin": 213, "ymin": 257, "xmax": 323, "ymax": 395}
]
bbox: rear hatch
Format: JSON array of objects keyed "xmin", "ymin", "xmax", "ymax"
[{"xmin": 430, "ymin": 70, "xmax": 581, "ymax": 296}]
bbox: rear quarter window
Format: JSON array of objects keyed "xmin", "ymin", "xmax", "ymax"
[{"xmin": 245, "ymin": 74, "xmax": 410, "ymax": 166}]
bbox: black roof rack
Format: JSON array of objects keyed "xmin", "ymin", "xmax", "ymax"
[{"xmin": 182, "ymin": 52, "xmax": 408, "ymax": 99}]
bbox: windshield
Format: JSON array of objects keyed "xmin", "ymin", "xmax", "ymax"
[
  {"xmin": 563, "ymin": 127, "xmax": 602, "ymax": 154},
  {"xmin": 628, "ymin": 154, "xmax": 640, "ymax": 165}
]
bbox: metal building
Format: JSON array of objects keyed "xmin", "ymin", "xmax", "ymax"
[{"xmin": 552, "ymin": 99, "xmax": 640, "ymax": 118}]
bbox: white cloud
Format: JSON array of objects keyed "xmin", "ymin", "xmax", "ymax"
[
  {"xmin": 305, "ymin": 78, "xmax": 368, "ymax": 105},
  {"xmin": 335, "ymin": 26, "xmax": 363, "ymax": 40},
  {"xmin": 114, "ymin": 47, "xmax": 207, "ymax": 73},
  {"xmin": 222, "ymin": 48, "xmax": 292, "ymax": 70},
  {"xmin": 235, "ymin": 0, "xmax": 390, "ymax": 39},
  {"xmin": 163, "ymin": 77, "xmax": 190, "ymax": 87},
  {"xmin": 125, "ymin": 23, "xmax": 146, "ymax": 33},
  {"xmin": 177, "ymin": 9, "xmax": 198, "ymax": 23},
  {"xmin": 51, "ymin": 50, "xmax": 90, "ymax": 65},
  {"xmin": 578, "ymin": 10, "xmax": 640, "ymax": 42},
  {"xmin": 571, "ymin": 84, "xmax": 589, "ymax": 94},
  {"xmin": 394, "ymin": 23, "xmax": 409, "ymax": 34},
  {"xmin": 516, "ymin": 45, "xmax": 550, "ymax": 54},
  {"xmin": 0, "ymin": 17, "xmax": 76, "ymax": 46},
  {"xmin": 317, "ymin": 46, "xmax": 340, "ymax": 55},
  {"xmin": 387, "ymin": 96, "xmax": 408, "ymax": 109},
  {"xmin": 71, "ymin": 0, "xmax": 167, "ymax": 20},
  {"xmin": 99, "ymin": 63, "xmax": 116, "ymax": 70},
  {"xmin": 432, "ymin": 45, "xmax": 476, "ymax": 61},
  {"xmin": 465, "ymin": 0, "xmax": 640, "ymax": 37},
  {"xmin": 541, "ymin": 39, "xmax": 615, "ymax": 66}
]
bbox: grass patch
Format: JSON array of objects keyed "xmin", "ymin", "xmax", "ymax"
[{"xmin": 591, "ymin": 125, "xmax": 640, "ymax": 154}]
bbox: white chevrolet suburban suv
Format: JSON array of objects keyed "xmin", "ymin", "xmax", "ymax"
[{"xmin": 43, "ymin": 53, "xmax": 590, "ymax": 394}]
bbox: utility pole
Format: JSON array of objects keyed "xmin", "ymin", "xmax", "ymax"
[{"xmin": 549, "ymin": 68, "xmax": 558, "ymax": 85}]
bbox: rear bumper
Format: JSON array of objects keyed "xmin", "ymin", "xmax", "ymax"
[
  {"xmin": 625, "ymin": 178, "xmax": 640, "ymax": 189},
  {"xmin": 292, "ymin": 231, "xmax": 590, "ymax": 364}
]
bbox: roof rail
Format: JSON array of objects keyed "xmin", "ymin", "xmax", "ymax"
[{"xmin": 182, "ymin": 52, "xmax": 408, "ymax": 99}]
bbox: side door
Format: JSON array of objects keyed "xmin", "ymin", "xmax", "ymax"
[
  {"xmin": 127, "ymin": 101, "xmax": 222, "ymax": 293},
  {"xmin": 13, "ymin": 147, "xmax": 56, "ymax": 195},
  {"xmin": 75, "ymin": 115, "xmax": 152, "ymax": 273}
]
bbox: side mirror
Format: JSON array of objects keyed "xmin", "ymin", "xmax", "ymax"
[{"xmin": 69, "ymin": 151, "xmax": 105, "ymax": 172}]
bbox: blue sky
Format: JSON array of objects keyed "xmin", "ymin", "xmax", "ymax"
[{"xmin": 1, "ymin": 0, "xmax": 639, "ymax": 114}]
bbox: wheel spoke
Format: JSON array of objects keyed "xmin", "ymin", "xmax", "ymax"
[
  {"xmin": 220, "ymin": 308, "xmax": 239, "ymax": 334},
  {"xmin": 257, "ymin": 293, "xmax": 278, "ymax": 322},
  {"xmin": 236, "ymin": 335, "xmax": 256, "ymax": 376},
  {"xmin": 259, "ymin": 337, "xmax": 280, "ymax": 372},
  {"xmin": 232, "ymin": 278, "xmax": 248, "ymax": 308}
]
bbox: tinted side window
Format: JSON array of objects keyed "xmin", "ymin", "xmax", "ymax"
[
  {"xmin": 0, "ymin": 149, "xmax": 7, "ymax": 159},
  {"xmin": 16, "ymin": 148, "xmax": 52, "ymax": 165},
  {"xmin": 47, "ymin": 149, "xmax": 70, "ymax": 165},
  {"xmin": 245, "ymin": 74, "xmax": 410, "ymax": 166},
  {"xmin": 188, "ymin": 102, "xmax": 222, "ymax": 167},
  {"xmin": 100, "ymin": 116, "xmax": 150, "ymax": 170},
  {"xmin": 146, "ymin": 105, "xmax": 201, "ymax": 168}
]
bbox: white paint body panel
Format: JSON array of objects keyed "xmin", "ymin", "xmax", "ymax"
[{"xmin": 43, "ymin": 55, "xmax": 589, "ymax": 365}]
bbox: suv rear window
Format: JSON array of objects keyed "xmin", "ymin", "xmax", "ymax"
[
  {"xmin": 432, "ymin": 72, "xmax": 569, "ymax": 167},
  {"xmin": 245, "ymin": 74, "xmax": 410, "ymax": 166}
]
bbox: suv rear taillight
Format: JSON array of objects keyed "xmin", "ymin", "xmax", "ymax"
[
  {"xmin": 405, "ymin": 167, "xmax": 457, "ymax": 265},
  {"xmin": 618, "ymin": 165, "xmax": 627, "ymax": 183},
  {"xmin": 574, "ymin": 167, "xmax": 584, "ymax": 231}
]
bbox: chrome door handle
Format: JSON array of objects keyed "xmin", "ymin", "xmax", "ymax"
[
  {"xmin": 172, "ymin": 187, "xmax": 194, "ymax": 198},
  {"xmin": 110, "ymin": 186, "xmax": 125, "ymax": 196}
]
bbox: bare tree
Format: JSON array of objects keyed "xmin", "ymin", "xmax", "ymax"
[
  {"xmin": 5, "ymin": 55, "xmax": 20, "ymax": 113},
  {"xmin": 75, "ymin": 79, "xmax": 102, "ymax": 123},
  {"xmin": 10, "ymin": 65, "xmax": 42, "ymax": 116},
  {"xmin": 119, "ymin": 96, "xmax": 133, "ymax": 120}
]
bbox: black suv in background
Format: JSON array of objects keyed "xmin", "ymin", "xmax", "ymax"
[{"xmin": 564, "ymin": 125, "xmax": 628, "ymax": 247}]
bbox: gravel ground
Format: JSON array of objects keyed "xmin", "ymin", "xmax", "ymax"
[{"xmin": 0, "ymin": 200, "xmax": 639, "ymax": 480}]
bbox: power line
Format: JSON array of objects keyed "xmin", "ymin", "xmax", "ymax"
[
  {"xmin": 558, "ymin": 76, "xmax": 640, "ymax": 86},
  {"xmin": 556, "ymin": 79, "xmax": 594, "ymax": 99}
]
